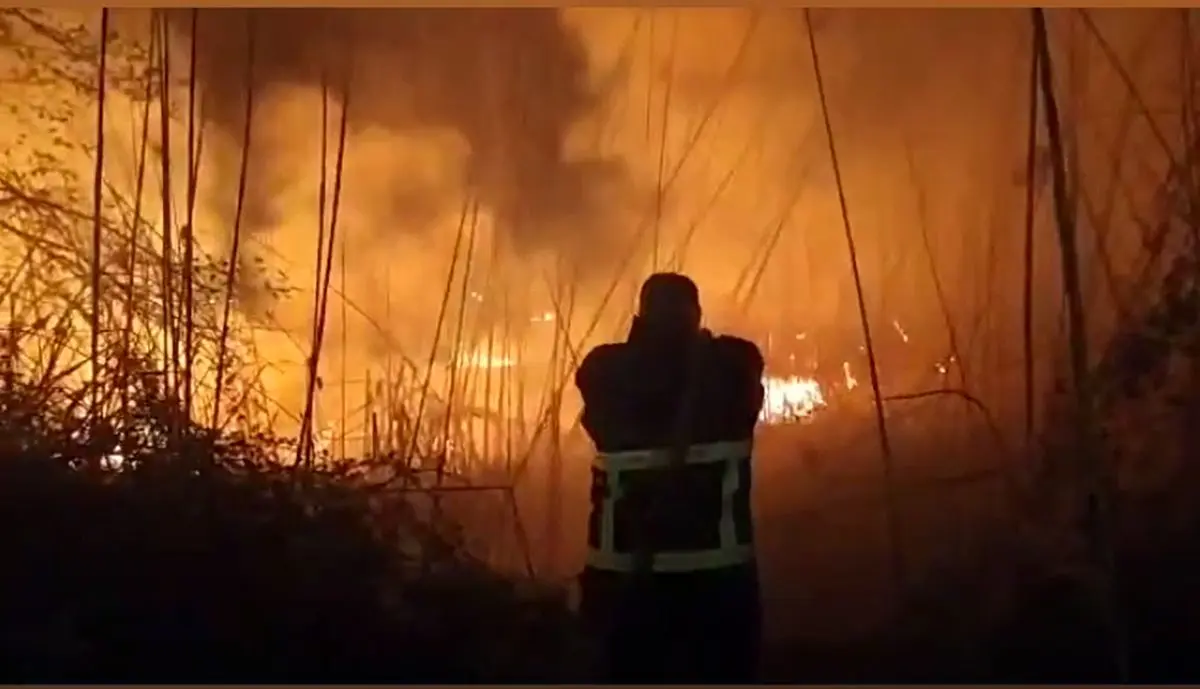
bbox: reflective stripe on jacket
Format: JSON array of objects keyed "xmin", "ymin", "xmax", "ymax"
[{"xmin": 586, "ymin": 439, "xmax": 754, "ymax": 573}]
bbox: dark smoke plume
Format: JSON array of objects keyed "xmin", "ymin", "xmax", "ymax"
[{"xmin": 170, "ymin": 8, "xmax": 633, "ymax": 268}]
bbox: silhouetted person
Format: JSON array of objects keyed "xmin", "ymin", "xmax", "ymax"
[{"xmin": 574, "ymin": 272, "xmax": 765, "ymax": 682}]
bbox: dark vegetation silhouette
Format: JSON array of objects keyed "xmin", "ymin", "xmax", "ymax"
[
  {"xmin": 3, "ymin": 7, "xmax": 1200, "ymax": 683},
  {"xmin": 0, "ymin": 372, "xmax": 589, "ymax": 682}
]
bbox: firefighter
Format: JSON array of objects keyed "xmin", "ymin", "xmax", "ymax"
[{"xmin": 575, "ymin": 272, "xmax": 765, "ymax": 683}]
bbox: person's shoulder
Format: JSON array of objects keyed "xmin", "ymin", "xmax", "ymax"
[
  {"xmin": 713, "ymin": 333, "xmax": 759, "ymax": 350},
  {"xmin": 576, "ymin": 342, "xmax": 635, "ymax": 394},
  {"xmin": 713, "ymin": 333, "xmax": 764, "ymax": 362},
  {"xmin": 710, "ymin": 334, "xmax": 765, "ymax": 378},
  {"xmin": 581, "ymin": 341, "xmax": 628, "ymax": 366},
  {"xmin": 577, "ymin": 342, "xmax": 629, "ymax": 379}
]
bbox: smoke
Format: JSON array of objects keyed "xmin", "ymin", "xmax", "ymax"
[
  {"xmin": 85, "ymin": 8, "xmax": 1184, "ymax": 429},
  {"xmin": 168, "ymin": 8, "xmax": 637, "ymax": 277}
]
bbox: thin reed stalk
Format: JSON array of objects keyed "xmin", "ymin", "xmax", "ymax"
[
  {"xmin": 737, "ymin": 159, "xmax": 816, "ymax": 311},
  {"xmin": 557, "ymin": 17, "xmax": 760, "ymax": 371},
  {"xmin": 88, "ymin": 7, "xmax": 110, "ymax": 422},
  {"xmin": 437, "ymin": 201, "xmax": 481, "ymax": 491},
  {"xmin": 297, "ymin": 56, "xmax": 351, "ymax": 468},
  {"xmin": 311, "ymin": 68, "xmax": 330, "ymax": 356},
  {"xmin": 400, "ymin": 197, "xmax": 474, "ymax": 476},
  {"xmin": 340, "ymin": 221, "xmax": 348, "ymax": 461},
  {"xmin": 803, "ymin": 7, "xmax": 904, "ymax": 594},
  {"xmin": 295, "ymin": 64, "xmax": 338, "ymax": 468},
  {"xmin": 1022, "ymin": 30, "xmax": 1042, "ymax": 457},
  {"xmin": 1032, "ymin": 7, "xmax": 1129, "ymax": 680},
  {"xmin": 1075, "ymin": 9, "xmax": 1175, "ymax": 165},
  {"xmin": 182, "ymin": 8, "xmax": 199, "ymax": 422},
  {"xmin": 901, "ymin": 137, "xmax": 967, "ymax": 392},
  {"xmin": 212, "ymin": 12, "xmax": 257, "ymax": 430},
  {"xmin": 643, "ymin": 9, "xmax": 656, "ymax": 144},
  {"xmin": 119, "ymin": 28, "xmax": 156, "ymax": 423},
  {"xmin": 156, "ymin": 13, "xmax": 177, "ymax": 413},
  {"xmin": 650, "ymin": 11, "xmax": 678, "ymax": 271},
  {"xmin": 501, "ymin": 287, "xmax": 514, "ymax": 471}
]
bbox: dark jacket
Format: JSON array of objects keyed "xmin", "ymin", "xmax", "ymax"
[
  {"xmin": 576, "ymin": 323, "xmax": 764, "ymax": 454},
  {"xmin": 574, "ymin": 322, "xmax": 766, "ymax": 682}
]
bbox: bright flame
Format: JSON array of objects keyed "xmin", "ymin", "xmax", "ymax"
[
  {"xmin": 760, "ymin": 375, "xmax": 826, "ymax": 423},
  {"xmin": 842, "ymin": 361, "xmax": 858, "ymax": 390}
]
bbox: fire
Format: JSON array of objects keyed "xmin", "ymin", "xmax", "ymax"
[
  {"xmin": 457, "ymin": 349, "xmax": 516, "ymax": 369},
  {"xmin": 760, "ymin": 375, "xmax": 826, "ymax": 424}
]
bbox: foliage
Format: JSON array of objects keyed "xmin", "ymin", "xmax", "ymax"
[{"xmin": 0, "ymin": 370, "xmax": 589, "ymax": 682}]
